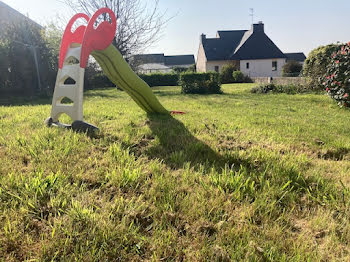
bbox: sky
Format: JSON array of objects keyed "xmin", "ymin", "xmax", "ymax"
[{"xmin": 2, "ymin": 0, "xmax": 350, "ymax": 57}]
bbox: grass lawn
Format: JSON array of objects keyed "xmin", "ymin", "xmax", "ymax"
[{"xmin": 1, "ymin": 83, "xmax": 350, "ymax": 261}]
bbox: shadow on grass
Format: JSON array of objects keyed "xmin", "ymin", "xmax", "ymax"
[
  {"xmin": 144, "ymin": 113, "xmax": 251, "ymax": 172},
  {"xmin": 143, "ymin": 114, "xmax": 337, "ymax": 204},
  {"xmin": 84, "ymin": 87, "xmax": 122, "ymax": 99},
  {"xmin": 152, "ymin": 90, "xmax": 182, "ymax": 97},
  {"xmin": 0, "ymin": 96, "xmax": 51, "ymax": 106},
  {"xmin": 0, "ymin": 88, "xmax": 120, "ymax": 106}
]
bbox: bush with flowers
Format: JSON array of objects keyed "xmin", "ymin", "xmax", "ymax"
[{"xmin": 322, "ymin": 42, "xmax": 350, "ymax": 107}]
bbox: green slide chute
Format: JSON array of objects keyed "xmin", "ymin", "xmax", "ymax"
[{"xmin": 92, "ymin": 45, "xmax": 169, "ymax": 114}]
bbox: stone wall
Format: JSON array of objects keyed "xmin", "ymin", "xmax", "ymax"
[{"xmin": 252, "ymin": 77, "xmax": 309, "ymax": 85}]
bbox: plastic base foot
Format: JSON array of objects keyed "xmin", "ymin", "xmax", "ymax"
[
  {"xmin": 71, "ymin": 120, "xmax": 99, "ymax": 135},
  {"xmin": 44, "ymin": 117, "xmax": 54, "ymax": 127},
  {"xmin": 45, "ymin": 117, "xmax": 99, "ymax": 136},
  {"xmin": 45, "ymin": 117, "xmax": 71, "ymax": 129}
]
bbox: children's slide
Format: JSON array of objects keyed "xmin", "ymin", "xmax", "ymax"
[
  {"xmin": 46, "ymin": 7, "xmax": 177, "ymax": 133},
  {"xmin": 92, "ymin": 45, "xmax": 168, "ymax": 114}
]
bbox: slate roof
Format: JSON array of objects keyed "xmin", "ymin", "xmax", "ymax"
[
  {"xmin": 139, "ymin": 63, "xmax": 171, "ymax": 71},
  {"xmin": 202, "ymin": 30, "xmax": 247, "ymax": 61},
  {"xmin": 285, "ymin": 52, "xmax": 307, "ymax": 62},
  {"xmin": 164, "ymin": 55, "xmax": 195, "ymax": 66},
  {"xmin": 132, "ymin": 54, "xmax": 195, "ymax": 66},
  {"xmin": 201, "ymin": 23, "xmax": 287, "ymax": 61},
  {"xmin": 0, "ymin": 1, "xmax": 42, "ymax": 33},
  {"xmin": 132, "ymin": 54, "xmax": 165, "ymax": 64}
]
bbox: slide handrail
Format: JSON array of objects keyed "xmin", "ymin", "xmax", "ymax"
[
  {"xmin": 80, "ymin": 8, "xmax": 117, "ymax": 68},
  {"xmin": 58, "ymin": 13, "xmax": 90, "ymax": 69}
]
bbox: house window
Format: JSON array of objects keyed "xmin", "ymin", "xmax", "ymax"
[
  {"xmin": 272, "ymin": 61, "xmax": 277, "ymax": 71},
  {"xmin": 246, "ymin": 62, "xmax": 250, "ymax": 69},
  {"xmin": 214, "ymin": 66, "xmax": 219, "ymax": 72}
]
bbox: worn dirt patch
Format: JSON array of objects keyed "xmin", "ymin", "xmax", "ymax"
[{"xmin": 317, "ymin": 148, "xmax": 350, "ymax": 161}]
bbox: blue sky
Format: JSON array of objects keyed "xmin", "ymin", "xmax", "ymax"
[{"xmin": 3, "ymin": 0, "xmax": 350, "ymax": 57}]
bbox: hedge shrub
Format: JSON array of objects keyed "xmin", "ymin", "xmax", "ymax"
[
  {"xmin": 0, "ymin": 41, "xmax": 10, "ymax": 89},
  {"xmin": 139, "ymin": 73, "xmax": 179, "ymax": 87},
  {"xmin": 322, "ymin": 42, "xmax": 350, "ymax": 107},
  {"xmin": 282, "ymin": 60, "xmax": 303, "ymax": 77},
  {"xmin": 220, "ymin": 64, "xmax": 237, "ymax": 84},
  {"xmin": 251, "ymin": 83, "xmax": 309, "ymax": 94},
  {"xmin": 0, "ymin": 21, "xmax": 58, "ymax": 96},
  {"xmin": 232, "ymin": 71, "xmax": 245, "ymax": 83},
  {"xmin": 303, "ymin": 44, "xmax": 340, "ymax": 90},
  {"xmin": 85, "ymin": 73, "xmax": 115, "ymax": 89},
  {"xmin": 171, "ymin": 67, "xmax": 188, "ymax": 74},
  {"xmin": 86, "ymin": 72, "xmax": 180, "ymax": 89},
  {"xmin": 179, "ymin": 72, "xmax": 221, "ymax": 94}
]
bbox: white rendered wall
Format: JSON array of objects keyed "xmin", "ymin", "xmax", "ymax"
[
  {"xmin": 206, "ymin": 61, "xmax": 237, "ymax": 73},
  {"xmin": 196, "ymin": 44, "xmax": 207, "ymax": 72},
  {"xmin": 240, "ymin": 58, "xmax": 286, "ymax": 77}
]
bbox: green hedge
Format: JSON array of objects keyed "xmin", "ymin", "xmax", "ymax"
[
  {"xmin": 179, "ymin": 72, "xmax": 222, "ymax": 94},
  {"xmin": 85, "ymin": 72, "xmax": 180, "ymax": 89},
  {"xmin": 303, "ymin": 44, "xmax": 340, "ymax": 90},
  {"xmin": 85, "ymin": 73, "xmax": 115, "ymax": 90},
  {"xmin": 139, "ymin": 73, "xmax": 179, "ymax": 87},
  {"xmin": 251, "ymin": 83, "xmax": 309, "ymax": 94},
  {"xmin": 220, "ymin": 64, "xmax": 237, "ymax": 84},
  {"xmin": 282, "ymin": 60, "xmax": 303, "ymax": 77},
  {"xmin": 232, "ymin": 71, "xmax": 253, "ymax": 83}
]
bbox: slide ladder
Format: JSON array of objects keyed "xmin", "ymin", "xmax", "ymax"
[
  {"xmin": 46, "ymin": 8, "xmax": 170, "ymax": 133},
  {"xmin": 50, "ymin": 46, "xmax": 84, "ymax": 124}
]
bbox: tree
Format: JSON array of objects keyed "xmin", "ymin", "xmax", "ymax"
[
  {"xmin": 0, "ymin": 41, "xmax": 11, "ymax": 90},
  {"xmin": 282, "ymin": 60, "xmax": 303, "ymax": 77},
  {"xmin": 63, "ymin": 0, "xmax": 168, "ymax": 58},
  {"xmin": 187, "ymin": 64, "xmax": 196, "ymax": 73},
  {"xmin": 303, "ymin": 44, "xmax": 340, "ymax": 90},
  {"xmin": 322, "ymin": 43, "xmax": 350, "ymax": 107},
  {"xmin": 171, "ymin": 67, "xmax": 188, "ymax": 74},
  {"xmin": 232, "ymin": 71, "xmax": 245, "ymax": 83},
  {"xmin": 0, "ymin": 20, "xmax": 56, "ymax": 94},
  {"xmin": 220, "ymin": 64, "xmax": 237, "ymax": 84}
]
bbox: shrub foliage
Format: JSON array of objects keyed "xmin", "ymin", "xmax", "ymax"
[
  {"xmin": 251, "ymin": 83, "xmax": 309, "ymax": 95},
  {"xmin": 85, "ymin": 73, "xmax": 115, "ymax": 89},
  {"xmin": 232, "ymin": 71, "xmax": 245, "ymax": 83},
  {"xmin": 179, "ymin": 72, "xmax": 221, "ymax": 94},
  {"xmin": 282, "ymin": 60, "xmax": 303, "ymax": 77},
  {"xmin": 220, "ymin": 64, "xmax": 237, "ymax": 84},
  {"xmin": 139, "ymin": 73, "xmax": 179, "ymax": 87},
  {"xmin": 0, "ymin": 21, "xmax": 58, "ymax": 95},
  {"xmin": 303, "ymin": 44, "xmax": 340, "ymax": 90},
  {"xmin": 322, "ymin": 42, "xmax": 350, "ymax": 107},
  {"xmin": 171, "ymin": 67, "xmax": 188, "ymax": 74}
]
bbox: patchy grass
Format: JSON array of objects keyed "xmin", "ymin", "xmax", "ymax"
[{"xmin": 1, "ymin": 84, "xmax": 350, "ymax": 261}]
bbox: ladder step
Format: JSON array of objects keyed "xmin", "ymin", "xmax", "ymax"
[
  {"xmin": 60, "ymin": 65, "xmax": 80, "ymax": 83},
  {"xmin": 65, "ymin": 47, "xmax": 82, "ymax": 61},
  {"xmin": 55, "ymin": 104, "xmax": 74, "ymax": 109},
  {"xmin": 53, "ymin": 105, "xmax": 76, "ymax": 121},
  {"xmin": 54, "ymin": 86, "xmax": 77, "ymax": 102},
  {"xmin": 58, "ymin": 84, "xmax": 77, "ymax": 89}
]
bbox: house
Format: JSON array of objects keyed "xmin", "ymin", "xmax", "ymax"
[
  {"xmin": 0, "ymin": 1, "xmax": 42, "ymax": 37},
  {"xmin": 131, "ymin": 53, "xmax": 195, "ymax": 74},
  {"xmin": 196, "ymin": 22, "xmax": 306, "ymax": 77},
  {"xmin": 285, "ymin": 52, "xmax": 307, "ymax": 65}
]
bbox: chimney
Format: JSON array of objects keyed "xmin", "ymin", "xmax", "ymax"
[
  {"xmin": 252, "ymin": 21, "xmax": 264, "ymax": 33},
  {"xmin": 200, "ymin": 33, "xmax": 206, "ymax": 44}
]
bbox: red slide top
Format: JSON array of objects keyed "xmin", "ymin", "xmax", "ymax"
[
  {"xmin": 58, "ymin": 8, "xmax": 117, "ymax": 69},
  {"xmin": 58, "ymin": 13, "xmax": 90, "ymax": 69},
  {"xmin": 80, "ymin": 8, "xmax": 117, "ymax": 68}
]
